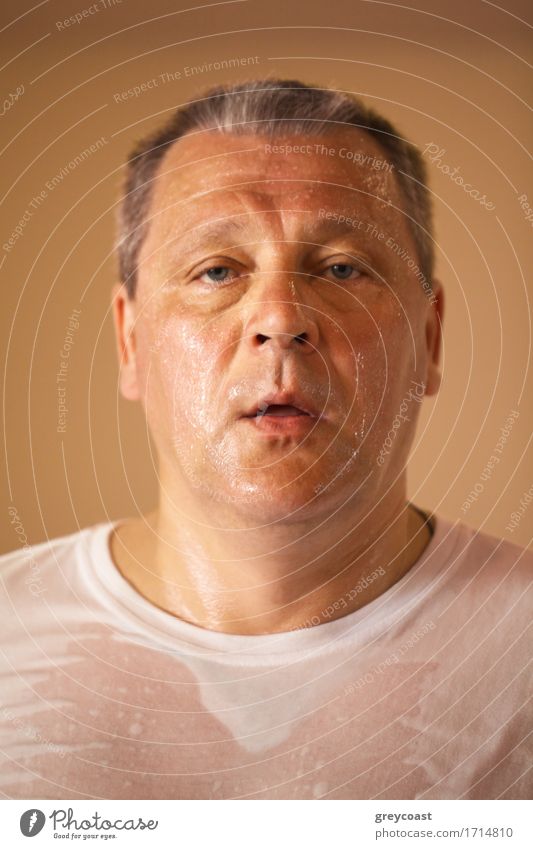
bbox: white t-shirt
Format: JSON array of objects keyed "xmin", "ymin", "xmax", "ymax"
[{"xmin": 0, "ymin": 515, "xmax": 531, "ymax": 800}]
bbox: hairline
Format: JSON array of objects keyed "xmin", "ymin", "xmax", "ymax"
[{"xmin": 117, "ymin": 82, "xmax": 434, "ymax": 299}]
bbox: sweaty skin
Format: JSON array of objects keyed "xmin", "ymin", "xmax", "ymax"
[{"xmin": 111, "ymin": 127, "xmax": 443, "ymax": 635}]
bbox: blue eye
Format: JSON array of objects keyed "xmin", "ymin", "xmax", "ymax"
[
  {"xmin": 202, "ymin": 266, "xmax": 232, "ymax": 283},
  {"xmin": 329, "ymin": 263, "xmax": 361, "ymax": 281}
]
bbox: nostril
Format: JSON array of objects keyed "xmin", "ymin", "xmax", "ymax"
[{"xmin": 255, "ymin": 332, "xmax": 308, "ymax": 346}]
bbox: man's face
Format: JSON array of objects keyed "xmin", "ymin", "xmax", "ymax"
[{"xmin": 115, "ymin": 128, "xmax": 442, "ymax": 522}]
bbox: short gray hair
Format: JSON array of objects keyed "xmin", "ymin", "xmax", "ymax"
[{"xmin": 117, "ymin": 79, "xmax": 434, "ymax": 298}]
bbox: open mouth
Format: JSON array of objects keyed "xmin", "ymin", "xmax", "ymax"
[
  {"xmin": 238, "ymin": 390, "xmax": 321, "ymax": 435},
  {"xmin": 254, "ymin": 403, "xmax": 310, "ymax": 418},
  {"xmin": 240, "ymin": 399, "xmax": 317, "ymax": 435}
]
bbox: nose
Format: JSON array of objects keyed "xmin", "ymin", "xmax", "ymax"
[{"xmin": 244, "ymin": 279, "xmax": 320, "ymax": 355}]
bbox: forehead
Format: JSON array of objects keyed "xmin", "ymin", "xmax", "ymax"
[{"xmin": 147, "ymin": 127, "xmax": 406, "ymax": 229}]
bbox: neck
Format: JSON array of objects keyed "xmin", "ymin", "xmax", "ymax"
[{"xmin": 110, "ymin": 485, "xmax": 433, "ymax": 635}]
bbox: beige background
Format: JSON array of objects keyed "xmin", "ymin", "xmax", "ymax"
[{"xmin": 1, "ymin": 0, "xmax": 532, "ymax": 552}]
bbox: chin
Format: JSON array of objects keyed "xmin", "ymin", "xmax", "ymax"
[
  {"xmin": 180, "ymin": 432, "xmax": 368, "ymax": 518},
  {"xmin": 218, "ymin": 491, "xmax": 327, "ymax": 525},
  {"xmin": 213, "ymin": 465, "xmax": 358, "ymax": 524}
]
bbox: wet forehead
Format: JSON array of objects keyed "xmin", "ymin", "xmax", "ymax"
[{"xmin": 148, "ymin": 128, "xmax": 406, "ymax": 228}]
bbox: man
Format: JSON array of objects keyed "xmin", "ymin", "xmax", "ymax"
[{"xmin": 1, "ymin": 80, "xmax": 530, "ymax": 800}]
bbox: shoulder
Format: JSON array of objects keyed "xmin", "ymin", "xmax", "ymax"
[
  {"xmin": 460, "ymin": 521, "xmax": 532, "ymax": 570},
  {"xmin": 435, "ymin": 514, "xmax": 532, "ymax": 598},
  {"xmin": 0, "ymin": 521, "xmax": 111, "ymax": 604}
]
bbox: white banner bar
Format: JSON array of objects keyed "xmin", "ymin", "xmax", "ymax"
[{"xmin": 2, "ymin": 799, "xmax": 531, "ymax": 848}]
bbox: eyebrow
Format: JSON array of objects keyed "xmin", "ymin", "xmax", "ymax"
[
  {"xmin": 165, "ymin": 218, "xmax": 251, "ymax": 254},
  {"xmin": 164, "ymin": 211, "xmax": 378, "ymax": 258},
  {"xmin": 304, "ymin": 218, "xmax": 375, "ymax": 242}
]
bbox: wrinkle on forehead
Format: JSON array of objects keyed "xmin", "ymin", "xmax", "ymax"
[
  {"xmin": 146, "ymin": 178, "xmax": 404, "ymax": 249},
  {"xmin": 151, "ymin": 129, "xmax": 403, "ymax": 209}
]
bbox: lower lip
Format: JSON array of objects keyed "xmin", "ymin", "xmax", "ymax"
[{"xmin": 240, "ymin": 414, "xmax": 318, "ymax": 435}]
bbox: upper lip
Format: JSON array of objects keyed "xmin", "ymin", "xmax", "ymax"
[{"xmin": 242, "ymin": 391, "xmax": 319, "ymax": 419}]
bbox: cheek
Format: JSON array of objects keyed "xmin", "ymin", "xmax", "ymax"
[
  {"xmin": 141, "ymin": 313, "xmax": 234, "ymax": 436},
  {"xmin": 333, "ymin": 302, "xmax": 399, "ymax": 398},
  {"xmin": 334, "ymin": 303, "xmax": 417, "ymax": 440}
]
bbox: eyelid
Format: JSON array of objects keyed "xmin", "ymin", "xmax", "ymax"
[
  {"xmin": 319, "ymin": 255, "xmax": 371, "ymax": 276},
  {"xmin": 186, "ymin": 252, "xmax": 373, "ymax": 283},
  {"xmin": 189, "ymin": 256, "xmax": 245, "ymax": 281},
  {"xmin": 322, "ymin": 250, "xmax": 371, "ymax": 266}
]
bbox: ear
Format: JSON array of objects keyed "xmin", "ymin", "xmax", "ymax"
[
  {"xmin": 112, "ymin": 283, "xmax": 140, "ymax": 401},
  {"xmin": 424, "ymin": 280, "xmax": 444, "ymax": 397}
]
